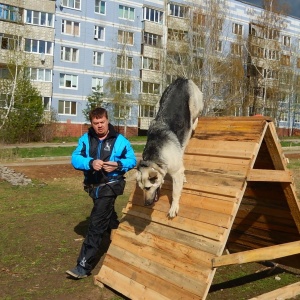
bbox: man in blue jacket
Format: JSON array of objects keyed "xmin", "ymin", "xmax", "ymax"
[{"xmin": 66, "ymin": 107, "xmax": 136, "ymax": 279}]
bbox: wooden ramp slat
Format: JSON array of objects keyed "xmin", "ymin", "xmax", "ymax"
[{"xmin": 95, "ymin": 116, "xmax": 300, "ymax": 300}]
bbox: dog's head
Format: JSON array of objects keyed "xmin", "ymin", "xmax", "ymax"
[{"xmin": 136, "ymin": 160, "xmax": 165, "ymax": 206}]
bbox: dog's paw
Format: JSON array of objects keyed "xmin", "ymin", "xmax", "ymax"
[{"xmin": 168, "ymin": 204, "xmax": 179, "ymax": 218}]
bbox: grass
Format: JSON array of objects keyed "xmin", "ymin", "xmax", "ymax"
[
  {"xmin": 0, "ymin": 144, "xmax": 144, "ymax": 161},
  {"xmin": 0, "ymin": 176, "xmax": 131, "ymax": 300}
]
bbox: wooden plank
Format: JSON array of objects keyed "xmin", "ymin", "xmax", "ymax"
[
  {"xmin": 144, "ymin": 191, "xmax": 238, "ymax": 215},
  {"xmin": 96, "ymin": 264, "xmax": 171, "ymax": 300},
  {"xmin": 183, "ymin": 182, "xmax": 241, "ymax": 198},
  {"xmin": 122, "ymin": 203, "xmax": 227, "ymax": 241},
  {"xmin": 97, "ymin": 255, "xmax": 203, "ymax": 300},
  {"xmin": 106, "ymin": 244, "xmax": 208, "ymax": 296},
  {"xmin": 184, "ymin": 154, "xmax": 250, "ymax": 175},
  {"xmin": 119, "ymin": 217, "xmax": 223, "ymax": 255},
  {"xmin": 111, "ymin": 230, "xmax": 212, "ymax": 281},
  {"xmin": 248, "ymin": 281, "xmax": 300, "ymax": 300},
  {"xmin": 115, "ymin": 224, "xmax": 215, "ymax": 268},
  {"xmin": 247, "ymin": 169, "xmax": 292, "ymax": 182},
  {"xmin": 212, "ymin": 241, "xmax": 300, "ymax": 268},
  {"xmin": 186, "ymin": 139, "xmax": 257, "ymax": 155},
  {"xmin": 185, "ymin": 145, "xmax": 254, "ymax": 159},
  {"xmin": 139, "ymin": 198, "xmax": 232, "ymax": 228}
]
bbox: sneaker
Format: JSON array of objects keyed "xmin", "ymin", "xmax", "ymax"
[{"xmin": 66, "ymin": 265, "xmax": 89, "ymax": 279}]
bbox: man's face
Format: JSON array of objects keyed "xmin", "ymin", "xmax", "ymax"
[{"xmin": 91, "ymin": 116, "xmax": 109, "ymax": 137}]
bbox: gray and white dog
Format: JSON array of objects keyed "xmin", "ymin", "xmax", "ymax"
[{"xmin": 136, "ymin": 78, "xmax": 203, "ymax": 218}]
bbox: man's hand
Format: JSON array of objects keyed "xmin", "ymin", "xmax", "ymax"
[{"xmin": 102, "ymin": 161, "xmax": 118, "ymax": 172}]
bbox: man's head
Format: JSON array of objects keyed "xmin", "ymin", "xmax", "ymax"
[{"xmin": 89, "ymin": 107, "xmax": 109, "ymax": 138}]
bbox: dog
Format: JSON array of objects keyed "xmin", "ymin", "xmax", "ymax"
[{"xmin": 136, "ymin": 78, "xmax": 203, "ymax": 218}]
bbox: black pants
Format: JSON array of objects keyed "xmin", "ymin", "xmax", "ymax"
[{"xmin": 77, "ymin": 180, "xmax": 125, "ymax": 272}]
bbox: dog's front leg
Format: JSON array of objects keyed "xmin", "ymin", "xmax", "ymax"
[{"xmin": 168, "ymin": 169, "xmax": 184, "ymax": 218}]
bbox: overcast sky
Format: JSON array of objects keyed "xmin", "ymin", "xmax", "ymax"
[{"xmin": 241, "ymin": 0, "xmax": 300, "ymax": 19}]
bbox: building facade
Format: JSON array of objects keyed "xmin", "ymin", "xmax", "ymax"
[{"xmin": 1, "ymin": 0, "xmax": 300, "ymax": 137}]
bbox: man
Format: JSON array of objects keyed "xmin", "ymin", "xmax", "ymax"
[{"xmin": 66, "ymin": 107, "xmax": 136, "ymax": 279}]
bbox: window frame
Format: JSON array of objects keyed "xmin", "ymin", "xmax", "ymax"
[
  {"xmin": 25, "ymin": 10, "xmax": 54, "ymax": 27},
  {"xmin": 118, "ymin": 5, "xmax": 135, "ymax": 21},
  {"xmin": 61, "ymin": 0, "xmax": 81, "ymax": 10},
  {"xmin": 59, "ymin": 73, "xmax": 78, "ymax": 89},
  {"xmin": 61, "ymin": 19, "xmax": 80, "ymax": 36},
  {"xmin": 95, "ymin": 0, "xmax": 106, "ymax": 14},
  {"xmin": 60, "ymin": 46, "xmax": 79, "ymax": 62},
  {"xmin": 58, "ymin": 100, "xmax": 77, "ymax": 115}
]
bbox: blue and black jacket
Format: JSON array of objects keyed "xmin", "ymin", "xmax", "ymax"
[{"xmin": 71, "ymin": 123, "xmax": 136, "ymax": 185}]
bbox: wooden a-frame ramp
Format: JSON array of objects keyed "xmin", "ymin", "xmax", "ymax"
[{"xmin": 94, "ymin": 116, "xmax": 300, "ymax": 299}]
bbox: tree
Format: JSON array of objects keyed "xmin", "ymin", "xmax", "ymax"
[
  {"xmin": 82, "ymin": 84, "xmax": 104, "ymax": 122},
  {"xmin": 1, "ymin": 74, "xmax": 44, "ymax": 143}
]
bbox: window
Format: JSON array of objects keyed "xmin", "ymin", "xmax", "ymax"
[
  {"xmin": 61, "ymin": 46, "xmax": 78, "ymax": 62},
  {"xmin": 143, "ymin": 57, "xmax": 160, "ymax": 71},
  {"xmin": 142, "ymin": 82, "xmax": 160, "ymax": 94},
  {"xmin": 192, "ymin": 34, "xmax": 205, "ymax": 49},
  {"xmin": 263, "ymin": 69, "xmax": 278, "ymax": 79},
  {"xmin": 0, "ymin": 33, "xmax": 20, "ymax": 50},
  {"xmin": 58, "ymin": 100, "xmax": 77, "ymax": 115},
  {"xmin": 281, "ymin": 54, "xmax": 290, "ymax": 66},
  {"xmin": 118, "ymin": 5, "xmax": 134, "ymax": 21},
  {"xmin": 169, "ymin": 3, "xmax": 189, "ymax": 18},
  {"xmin": 94, "ymin": 25, "xmax": 105, "ymax": 40},
  {"xmin": 92, "ymin": 77, "xmax": 103, "ymax": 92},
  {"xmin": 297, "ymin": 58, "xmax": 300, "ymax": 68},
  {"xmin": 59, "ymin": 73, "xmax": 78, "ymax": 89},
  {"xmin": 62, "ymin": 20, "xmax": 80, "ymax": 36},
  {"xmin": 114, "ymin": 105, "xmax": 131, "ymax": 119},
  {"xmin": 25, "ymin": 39, "xmax": 53, "ymax": 54},
  {"xmin": 282, "ymin": 35, "xmax": 291, "ymax": 47},
  {"xmin": 25, "ymin": 10, "xmax": 53, "ymax": 27},
  {"xmin": 217, "ymin": 19, "xmax": 223, "ymax": 31},
  {"xmin": 193, "ymin": 12, "xmax": 206, "ymax": 27},
  {"xmin": 140, "ymin": 105, "xmax": 155, "ymax": 118},
  {"xmin": 144, "ymin": 32, "xmax": 162, "ymax": 47},
  {"xmin": 116, "ymin": 80, "xmax": 131, "ymax": 94},
  {"xmin": 265, "ymin": 49, "xmax": 279, "ymax": 60},
  {"xmin": 231, "ymin": 43, "xmax": 242, "ymax": 55},
  {"xmin": 117, "ymin": 55, "xmax": 133, "ymax": 69},
  {"xmin": 232, "ymin": 23, "xmax": 243, "ymax": 35},
  {"xmin": 168, "ymin": 29, "xmax": 188, "ymax": 41},
  {"xmin": 26, "ymin": 68, "xmax": 52, "ymax": 82},
  {"xmin": 61, "ymin": 0, "xmax": 80, "ymax": 9},
  {"xmin": 143, "ymin": 7, "xmax": 163, "ymax": 24},
  {"xmin": 215, "ymin": 40, "xmax": 222, "ymax": 52},
  {"xmin": 279, "ymin": 112, "xmax": 288, "ymax": 122},
  {"xmin": 0, "ymin": 4, "xmax": 19, "ymax": 22},
  {"xmin": 95, "ymin": 0, "xmax": 105, "ymax": 14},
  {"xmin": 297, "ymin": 75, "xmax": 300, "ymax": 86},
  {"xmin": 93, "ymin": 51, "xmax": 104, "ymax": 66},
  {"xmin": 0, "ymin": 67, "xmax": 9, "ymax": 78},
  {"xmin": 118, "ymin": 30, "xmax": 133, "ymax": 45},
  {"xmin": 43, "ymin": 97, "xmax": 51, "ymax": 111}
]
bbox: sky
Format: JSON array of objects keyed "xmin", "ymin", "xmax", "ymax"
[{"xmin": 241, "ymin": 0, "xmax": 300, "ymax": 19}]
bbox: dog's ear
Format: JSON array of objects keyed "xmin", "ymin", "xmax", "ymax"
[{"xmin": 149, "ymin": 170, "xmax": 158, "ymax": 180}]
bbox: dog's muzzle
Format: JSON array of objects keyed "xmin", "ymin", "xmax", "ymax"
[{"xmin": 144, "ymin": 187, "xmax": 160, "ymax": 206}]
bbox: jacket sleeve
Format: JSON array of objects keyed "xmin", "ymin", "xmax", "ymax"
[
  {"xmin": 115, "ymin": 135, "xmax": 137, "ymax": 172},
  {"xmin": 71, "ymin": 134, "xmax": 93, "ymax": 171}
]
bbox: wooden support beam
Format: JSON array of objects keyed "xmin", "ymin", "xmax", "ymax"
[
  {"xmin": 247, "ymin": 169, "xmax": 292, "ymax": 182},
  {"xmin": 248, "ymin": 281, "xmax": 300, "ymax": 300},
  {"xmin": 212, "ymin": 241, "xmax": 300, "ymax": 268}
]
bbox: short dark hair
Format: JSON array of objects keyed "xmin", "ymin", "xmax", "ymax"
[{"xmin": 89, "ymin": 107, "xmax": 108, "ymax": 122}]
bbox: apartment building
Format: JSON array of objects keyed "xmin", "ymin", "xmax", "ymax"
[
  {"xmin": 1, "ymin": 0, "xmax": 300, "ymax": 137},
  {"xmin": 0, "ymin": 0, "xmax": 55, "ymax": 116}
]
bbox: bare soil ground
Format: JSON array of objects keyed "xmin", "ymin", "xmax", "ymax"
[{"xmin": 3, "ymin": 156, "xmax": 300, "ymax": 300}]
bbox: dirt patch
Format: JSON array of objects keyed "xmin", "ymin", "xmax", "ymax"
[
  {"xmin": 11, "ymin": 164, "xmax": 80, "ymax": 181},
  {"xmin": 3, "ymin": 162, "xmax": 300, "ymax": 300}
]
